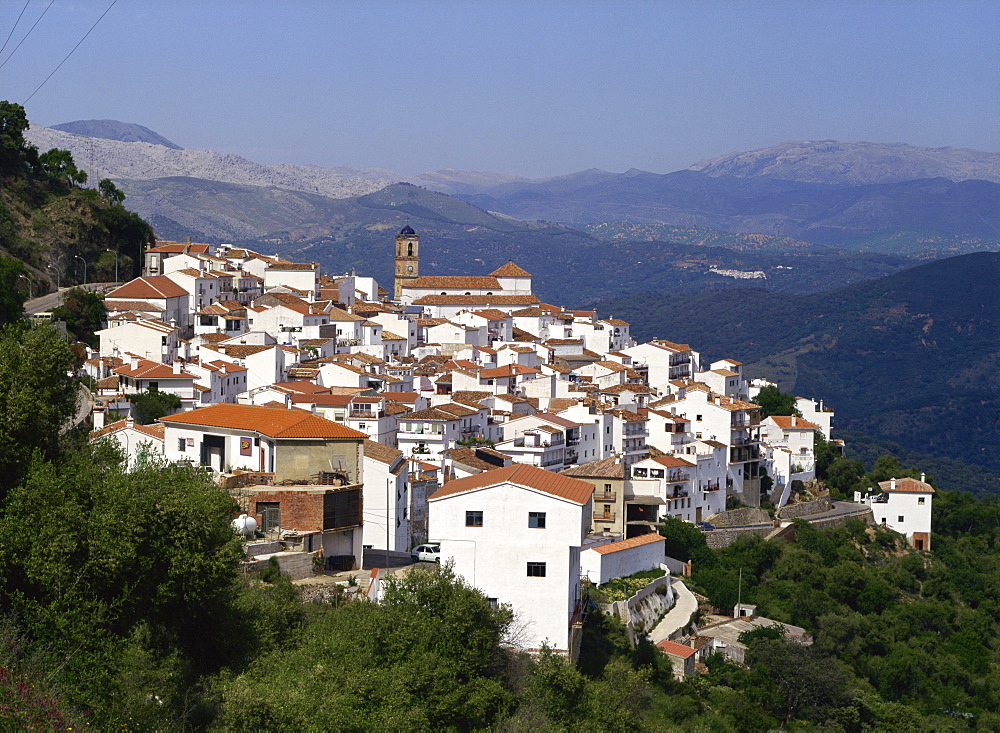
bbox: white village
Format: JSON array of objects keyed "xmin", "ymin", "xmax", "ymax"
[{"xmin": 86, "ymin": 226, "xmax": 935, "ymax": 666}]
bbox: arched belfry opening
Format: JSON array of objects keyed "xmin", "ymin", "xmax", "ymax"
[{"xmin": 393, "ymin": 224, "xmax": 419, "ymax": 301}]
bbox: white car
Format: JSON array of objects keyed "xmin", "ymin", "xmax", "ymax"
[{"xmin": 410, "ymin": 544, "xmax": 441, "ymax": 563}]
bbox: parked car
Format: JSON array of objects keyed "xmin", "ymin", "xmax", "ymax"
[
  {"xmin": 410, "ymin": 544, "xmax": 441, "ymax": 563},
  {"xmin": 695, "ymin": 522, "xmax": 715, "ymax": 531}
]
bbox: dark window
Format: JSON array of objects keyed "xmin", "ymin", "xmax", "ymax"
[
  {"xmin": 527, "ymin": 562, "xmax": 546, "ymax": 577},
  {"xmin": 324, "ymin": 488, "xmax": 362, "ymax": 529},
  {"xmin": 256, "ymin": 501, "xmax": 280, "ymax": 531},
  {"xmin": 529, "ymin": 511, "xmax": 546, "ymax": 528},
  {"xmin": 898, "ymin": 515, "xmax": 904, "ymax": 523},
  {"xmin": 466, "ymin": 510, "xmax": 483, "ymax": 527}
]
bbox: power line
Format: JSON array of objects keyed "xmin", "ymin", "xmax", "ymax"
[
  {"xmin": 0, "ymin": 0, "xmax": 33, "ymax": 58},
  {"xmin": 23, "ymin": 0, "xmax": 118, "ymax": 104},
  {"xmin": 0, "ymin": 0, "xmax": 55, "ymax": 71}
]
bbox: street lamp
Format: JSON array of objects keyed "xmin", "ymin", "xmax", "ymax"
[
  {"xmin": 74, "ymin": 255, "xmax": 87, "ymax": 285},
  {"xmin": 17, "ymin": 274, "xmax": 32, "ymax": 299},
  {"xmin": 46, "ymin": 264, "xmax": 61, "ymax": 289},
  {"xmin": 106, "ymin": 248, "xmax": 119, "ymax": 283}
]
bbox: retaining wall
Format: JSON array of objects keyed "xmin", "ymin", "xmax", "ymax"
[{"xmin": 777, "ymin": 495, "xmax": 831, "ymax": 519}]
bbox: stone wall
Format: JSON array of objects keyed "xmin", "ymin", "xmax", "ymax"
[
  {"xmin": 776, "ymin": 494, "xmax": 831, "ymax": 519},
  {"xmin": 608, "ymin": 573, "xmax": 674, "ymax": 645},
  {"xmin": 703, "ymin": 524, "xmax": 774, "ymax": 549},
  {"xmin": 707, "ymin": 507, "xmax": 772, "ymax": 527}
]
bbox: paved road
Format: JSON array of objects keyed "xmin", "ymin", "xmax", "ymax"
[
  {"xmin": 24, "ymin": 282, "xmax": 118, "ymax": 315},
  {"xmin": 796, "ymin": 501, "xmax": 872, "ymax": 523},
  {"xmin": 648, "ymin": 578, "xmax": 698, "ymax": 643}
]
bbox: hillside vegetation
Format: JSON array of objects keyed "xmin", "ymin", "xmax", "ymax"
[
  {"xmin": 0, "ymin": 104, "xmax": 153, "ymax": 295},
  {"xmin": 595, "ymin": 252, "xmax": 1000, "ymax": 480}
]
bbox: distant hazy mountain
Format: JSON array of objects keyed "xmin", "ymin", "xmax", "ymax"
[
  {"xmin": 50, "ymin": 119, "xmax": 184, "ymax": 149},
  {"xmin": 412, "ymin": 169, "xmax": 529, "ymax": 195},
  {"xmin": 25, "ymin": 124, "xmax": 394, "ymax": 199},
  {"xmin": 459, "ymin": 168, "xmax": 1000, "ymax": 245},
  {"xmin": 688, "ymin": 140, "xmax": 1000, "ymax": 185}
]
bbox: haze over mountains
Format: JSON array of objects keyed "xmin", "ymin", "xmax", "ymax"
[{"xmin": 22, "ymin": 120, "xmax": 1000, "ymax": 295}]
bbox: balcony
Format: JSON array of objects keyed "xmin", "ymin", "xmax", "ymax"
[
  {"xmin": 595, "ymin": 491, "xmax": 617, "ymax": 502},
  {"xmin": 700, "ymin": 483, "xmax": 721, "ymax": 492},
  {"xmin": 349, "ymin": 409, "xmax": 384, "ymax": 419},
  {"xmin": 566, "ymin": 437, "xmax": 581, "ymax": 446},
  {"xmin": 594, "ymin": 512, "xmax": 616, "ymax": 523},
  {"xmin": 667, "ymin": 470, "xmax": 690, "ymax": 482}
]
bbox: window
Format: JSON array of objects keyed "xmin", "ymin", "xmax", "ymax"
[
  {"xmin": 178, "ymin": 438, "xmax": 186, "ymax": 452},
  {"xmin": 696, "ymin": 415, "xmax": 702, "ymax": 421},
  {"xmin": 529, "ymin": 512, "xmax": 546, "ymax": 528},
  {"xmin": 651, "ymin": 469, "xmax": 664, "ymax": 478},
  {"xmin": 633, "ymin": 468, "xmax": 647, "ymax": 477},
  {"xmin": 918, "ymin": 497, "xmax": 925, "ymax": 504},
  {"xmin": 898, "ymin": 515, "xmax": 904, "ymax": 523},
  {"xmin": 466, "ymin": 510, "xmax": 483, "ymax": 527},
  {"xmin": 257, "ymin": 502, "xmax": 280, "ymax": 531},
  {"xmin": 487, "ymin": 597, "xmax": 499, "ymax": 609},
  {"xmin": 526, "ymin": 562, "xmax": 546, "ymax": 577}
]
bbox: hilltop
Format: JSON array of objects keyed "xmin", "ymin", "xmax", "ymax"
[
  {"xmin": 49, "ymin": 119, "xmax": 183, "ymax": 149},
  {"xmin": 594, "ymin": 251, "xmax": 1000, "ymax": 475}
]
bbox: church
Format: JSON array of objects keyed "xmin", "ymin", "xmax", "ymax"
[{"xmin": 392, "ymin": 226, "xmax": 538, "ymax": 313}]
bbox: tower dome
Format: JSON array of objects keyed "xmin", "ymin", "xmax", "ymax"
[{"xmin": 399, "ymin": 224, "xmax": 416, "ymax": 236}]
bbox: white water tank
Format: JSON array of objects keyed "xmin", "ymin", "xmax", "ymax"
[{"xmin": 232, "ymin": 513, "xmax": 257, "ymax": 538}]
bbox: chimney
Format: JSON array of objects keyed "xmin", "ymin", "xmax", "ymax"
[
  {"xmin": 920, "ymin": 472, "xmax": 926, "ymax": 483},
  {"xmin": 791, "ymin": 416, "xmax": 797, "ymax": 426},
  {"xmin": 173, "ymin": 360, "xmax": 182, "ymax": 374},
  {"xmin": 130, "ymin": 356, "xmax": 138, "ymax": 370},
  {"xmin": 890, "ymin": 477, "xmax": 896, "ymax": 491},
  {"xmin": 93, "ymin": 407, "xmax": 105, "ymax": 431},
  {"xmin": 126, "ymin": 416, "xmax": 134, "ymax": 429}
]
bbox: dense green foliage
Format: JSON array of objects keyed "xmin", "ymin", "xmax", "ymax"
[
  {"xmin": 127, "ymin": 385, "xmax": 182, "ymax": 424},
  {"xmin": 1, "ymin": 320, "xmax": 998, "ymax": 728},
  {"xmin": 0, "ymin": 255, "xmax": 26, "ymax": 325},
  {"xmin": 0, "ymin": 102, "xmax": 153, "ymax": 293},
  {"xmin": 595, "ymin": 252, "xmax": 1000, "ymax": 484},
  {"xmin": 752, "ymin": 383, "xmax": 801, "ymax": 418},
  {"xmin": 50, "ymin": 287, "xmax": 106, "ymax": 345}
]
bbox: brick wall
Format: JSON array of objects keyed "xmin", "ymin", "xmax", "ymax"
[{"xmin": 248, "ymin": 488, "xmax": 325, "ymax": 532}]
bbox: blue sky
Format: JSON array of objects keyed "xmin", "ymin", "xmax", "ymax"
[{"xmin": 1, "ymin": 0, "xmax": 996, "ymax": 177}]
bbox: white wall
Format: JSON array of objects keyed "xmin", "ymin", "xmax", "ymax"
[{"xmin": 580, "ymin": 538, "xmax": 665, "ymax": 585}]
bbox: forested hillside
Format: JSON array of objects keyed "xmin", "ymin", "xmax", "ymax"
[
  {"xmin": 595, "ymin": 252, "xmax": 1000, "ymax": 481},
  {"xmin": 0, "ymin": 104, "xmax": 152, "ymax": 297}
]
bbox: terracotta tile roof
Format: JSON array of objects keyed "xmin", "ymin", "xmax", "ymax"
[
  {"xmin": 452, "ymin": 390, "xmax": 492, "ymax": 407},
  {"xmin": 430, "ymin": 463, "xmax": 593, "ymax": 504},
  {"xmin": 656, "ymin": 640, "xmax": 697, "ymax": 659},
  {"xmin": 267, "ymin": 262, "xmax": 318, "ymax": 271},
  {"xmin": 710, "ymin": 368, "xmax": 740, "ymax": 377},
  {"xmin": 363, "ymin": 439, "xmax": 403, "ymax": 465},
  {"xmin": 403, "ymin": 404, "xmax": 477, "ymax": 421},
  {"xmin": 406, "ymin": 275, "xmax": 501, "ymax": 289},
  {"xmin": 107, "ymin": 276, "xmax": 189, "ymax": 300},
  {"xmin": 649, "ymin": 456, "xmax": 696, "ymax": 469},
  {"xmin": 473, "ymin": 308, "xmax": 513, "ymax": 321},
  {"xmin": 591, "ymin": 533, "xmax": 664, "ymax": 555},
  {"xmin": 601, "ymin": 318, "xmax": 630, "ymax": 326},
  {"xmin": 652, "ymin": 339, "xmax": 692, "ymax": 351},
  {"xmin": 533, "ymin": 412, "xmax": 579, "ymax": 428},
  {"xmin": 160, "ymin": 403, "xmax": 366, "ymax": 439},
  {"xmin": 489, "ymin": 262, "xmax": 532, "ymax": 277},
  {"xmin": 219, "ymin": 344, "xmax": 277, "ymax": 358},
  {"xmin": 608, "ymin": 409, "xmax": 647, "ymax": 422},
  {"xmin": 562, "ymin": 455, "xmax": 626, "ymax": 479},
  {"xmin": 271, "ymin": 380, "xmax": 330, "ymax": 394},
  {"xmin": 104, "ymin": 300, "xmax": 165, "ymax": 312},
  {"xmin": 768, "ymin": 415, "xmax": 820, "ymax": 430},
  {"xmin": 593, "ymin": 361, "xmax": 628, "ymax": 372},
  {"xmin": 599, "ymin": 383, "xmax": 653, "ymax": 394},
  {"xmin": 90, "ymin": 419, "xmax": 165, "ymax": 441},
  {"xmin": 114, "ymin": 359, "xmax": 196, "ymax": 380},
  {"xmin": 383, "ymin": 391, "xmax": 419, "ymax": 402},
  {"xmin": 512, "ymin": 327, "xmax": 538, "ymax": 342},
  {"xmin": 547, "ymin": 398, "xmax": 581, "ymax": 411},
  {"xmin": 412, "ymin": 294, "xmax": 540, "ymax": 306},
  {"xmin": 442, "ymin": 446, "xmax": 513, "ymax": 472},
  {"xmin": 478, "ymin": 364, "xmax": 542, "ymax": 378},
  {"xmin": 381, "ymin": 331, "xmax": 406, "ymax": 341},
  {"xmin": 878, "ymin": 477, "xmax": 935, "ymax": 493}
]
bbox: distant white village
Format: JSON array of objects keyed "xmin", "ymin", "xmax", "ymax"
[{"xmin": 85, "ymin": 226, "xmax": 934, "ymax": 658}]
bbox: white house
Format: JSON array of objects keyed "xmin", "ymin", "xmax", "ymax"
[
  {"xmin": 428, "ymin": 463, "xmax": 593, "ymax": 654},
  {"xmin": 580, "ymin": 532, "xmax": 666, "ymax": 586},
  {"xmin": 105, "ymin": 276, "xmax": 191, "ymax": 332},
  {"xmin": 362, "ymin": 440, "xmax": 410, "ymax": 553},
  {"xmin": 857, "ymin": 476, "xmax": 934, "ymax": 550},
  {"xmin": 98, "ymin": 319, "xmax": 178, "ymax": 364},
  {"xmin": 89, "ymin": 417, "xmax": 165, "ymax": 470}
]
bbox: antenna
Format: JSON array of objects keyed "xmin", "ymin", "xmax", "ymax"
[{"xmin": 737, "ymin": 567, "xmax": 742, "ymax": 610}]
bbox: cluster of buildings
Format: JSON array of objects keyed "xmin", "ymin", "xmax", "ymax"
[{"xmin": 85, "ymin": 226, "xmax": 932, "ymax": 655}]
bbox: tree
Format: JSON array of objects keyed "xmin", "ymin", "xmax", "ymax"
[
  {"xmin": 752, "ymin": 384, "xmax": 801, "ymax": 418},
  {"xmin": 0, "ymin": 443, "xmax": 244, "ymax": 727},
  {"xmin": 97, "ymin": 178, "xmax": 125, "ymax": 205},
  {"xmin": 0, "ymin": 323, "xmax": 78, "ymax": 497},
  {"xmin": 0, "ymin": 256, "xmax": 26, "ymax": 325},
  {"xmin": 36, "ymin": 148, "xmax": 87, "ymax": 189},
  {"xmin": 51, "ymin": 287, "xmax": 105, "ymax": 345},
  {"xmin": 127, "ymin": 385, "xmax": 181, "ymax": 424},
  {"xmin": 0, "ymin": 101, "xmax": 34, "ymax": 176}
]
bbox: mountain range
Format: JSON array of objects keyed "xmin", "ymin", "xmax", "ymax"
[{"xmin": 20, "ymin": 121, "xmax": 1000, "ymax": 304}]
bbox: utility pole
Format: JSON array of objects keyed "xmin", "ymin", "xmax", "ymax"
[
  {"xmin": 46, "ymin": 264, "xmax": 60, "ymax": 290},
  {"xmin": 17, "ymin": 274, "xmax": 32, "ymax": 299},
  {"xmin": 386, "ymin": 477, "xmax": 390, "ymax": 570}
]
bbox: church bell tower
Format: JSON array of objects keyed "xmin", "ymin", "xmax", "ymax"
[{"xmin": 393, "ymin": 225, "xmax": 419, "ymax": 301}]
